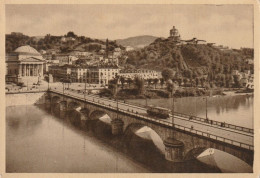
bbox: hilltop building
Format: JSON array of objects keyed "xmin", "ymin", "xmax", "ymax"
[{"xmin": 169, "ymin": 26, "xmax": 181, "ymax": 42}]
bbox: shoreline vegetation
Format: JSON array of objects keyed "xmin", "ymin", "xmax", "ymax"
[{"xmin": 99, "ymin": 86, "xmax": 253, "ymax": 100}]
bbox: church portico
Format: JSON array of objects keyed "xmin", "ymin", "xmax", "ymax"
[{"xmin": 6, "ymin": 45, "xmax": 45, "ymax": 84}]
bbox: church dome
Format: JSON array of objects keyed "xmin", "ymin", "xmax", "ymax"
[{"xmin": 14, "ymin": 45, "xmax": 40, "ymax": 55}]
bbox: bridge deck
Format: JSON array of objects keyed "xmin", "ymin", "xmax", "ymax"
[{"xmin": 49, "ymin": 88, "xmax": 254, "ymax": 151}]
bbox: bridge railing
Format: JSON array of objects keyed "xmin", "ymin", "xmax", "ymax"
[
  {"xmin": 91, "ymin": 93, "xmax": 254, "ymax": 134},
  {"xmin": 116, "ymin": 106, "xmax": 254, "ymax": 151},
  {"xmin": 49, "ymin": 89, "xmax": 254, "ymax": 150},
  {"xmin": 172, "ymin": 111, "xmax": 254, "ymax": 134},
  {"xmin": 6, "ymin": 89, "xmax": 48, "ymax": 94}
]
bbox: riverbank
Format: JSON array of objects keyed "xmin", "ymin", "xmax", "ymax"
[{"xmin": 99, "ymin": 87, "xmax": 225, "ymax": 100}]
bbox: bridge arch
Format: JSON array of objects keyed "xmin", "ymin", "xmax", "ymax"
[
  {"xmin": 89, "ymin": 110, "xmax": 112, "ymax": 123},
  {"xmin": 123, "ymin": 123, "xmax": 165, "ymax": 154},
  {"xmin": 68, "ymin": 101, "xmax": 81, "ymax": 110},
  {"xmin": 51, "ymin": 96, "xmax": 61, "ymax": 104}
]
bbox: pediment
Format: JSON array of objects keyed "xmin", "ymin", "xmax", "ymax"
[{"xmin": 20, "ymin": 57, "xmax": 44, "ymax": 63}]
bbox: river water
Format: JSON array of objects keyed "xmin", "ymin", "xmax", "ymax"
[{"xmin": 6, "ymin": 94, "xmax": 253, "ymax": 173}]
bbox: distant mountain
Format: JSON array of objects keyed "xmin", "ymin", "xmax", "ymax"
[{"xmin": 116, "ymin": 35, "xmax": 159, "ymax": 48}]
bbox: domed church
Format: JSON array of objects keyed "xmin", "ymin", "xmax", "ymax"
[{"xmin": 6, "ymin": 45, "xmax": 45, "ymax": 84}]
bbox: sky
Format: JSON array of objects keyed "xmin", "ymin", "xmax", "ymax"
[{"xmin": 5, "ymin": 4, "xmax": 253, "ymax": 49}]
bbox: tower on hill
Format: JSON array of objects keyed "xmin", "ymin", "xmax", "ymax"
[{"xmin": 169, "ymin": 26, "xmax": 181, "ymax": 42}]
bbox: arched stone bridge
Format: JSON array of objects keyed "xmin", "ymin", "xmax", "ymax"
[{"xmin": 43, "ymin": 90, "xmax": 254, "ymax": 165}]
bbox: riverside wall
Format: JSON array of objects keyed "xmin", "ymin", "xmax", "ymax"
[{"xmin": 5, "ymin": 91, "xmax": 47, "ymax": 106}]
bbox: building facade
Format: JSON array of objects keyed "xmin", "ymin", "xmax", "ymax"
[
  {"xmin": 119, "ymin": 69, "xmax": 161, "ymax": 80},
  {"xmin": 53, "ymin": 54, "xmax": 78, "ymax": 66},
  {"xmin": 87, "ymin": 66, "xmax": 119, "ymax": 85},
  {"xmin": 6, "ymin": 45, "xmax": 45, "ymax": 84}
]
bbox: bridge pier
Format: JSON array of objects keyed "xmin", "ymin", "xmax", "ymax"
[
  {"xmin": 164, "ymin": 137, "xmax": 184, "ymax": 162},
  {"xmin": 59, "ymin": 101, "xmax": 67, "ymax": 112},
  {"xmin": 111, "ymin": 119, "xmax": 124, "ymax": 135},
  {"xmin": 45, "ymin": 97, "xmax": 51, "ymax": 109}
]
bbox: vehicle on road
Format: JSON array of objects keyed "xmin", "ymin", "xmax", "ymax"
[{"xmin": 147, "ymin": 105, "xmax": 171, "ymax": 119}]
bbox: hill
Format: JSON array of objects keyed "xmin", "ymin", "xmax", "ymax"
[
  {"xmin": 124, "ymin": 37, "xmax": 254, "ymax": 79},
  {"xmin": 116, "ymin": 35, "xmax": 159, "ymax": 48},
  {"xmin": 5, "ymin": 32, "xmax": 123, "ymax": 53}
]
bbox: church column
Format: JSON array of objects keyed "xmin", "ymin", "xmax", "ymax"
[
  {"xmin": 30, "ymin": 64, "xmax": 32, "ymax": 76},
  {"xmin": 33, "ymin": 64, "xmax": 36, "ymax": 76},
  {"xmin": 37, "ymin": 64, "xmax": 39, "ymax": 76},
  {"xmin": 40, "ymin": 64, "xmax": 43, "ymax": 76},
  {"xmin": 23, "ymin": 64, "xmax": 25, "ymax": 76},
  {"xmin": 28, "ymin": 64, "xmax": 31, "ymax": 76},
  {"xmin": 35, "ymin": 64, "xmax": 37, "ymax": 76},
  {"xmin": 25, "ymin": 64, "xmax": 27, "ymax": 76},
  {"xmin": 31, "ymin": 64, "xmax": 34, "ymax": 76},
  {"xmin": 19, "ymin": 64, "xmax": 22, "ymax": 76}
]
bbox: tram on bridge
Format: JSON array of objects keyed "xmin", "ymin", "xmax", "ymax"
[{"xmin": 147, "ymin": 105, "xmax": 171, "ymax": 119}]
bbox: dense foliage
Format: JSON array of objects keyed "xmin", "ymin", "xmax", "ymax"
[
  {"xmin": 125, "ymin": 38, "xmax": 254, "ymax": 79},
  {"xmin": 6, "ymin": 32, "xmax": 124, "ymax": 53}
]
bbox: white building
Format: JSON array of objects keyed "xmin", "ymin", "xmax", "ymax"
[
  {"xmin": 119, "ymin": 69, "xmax": 161, "ymax": 80},
  {"xmin": 87, "ymin": 66, "xmax": 119, "ymax": 85},
  {"xmin": 6, "ymin": 45, "xmax": 45, "ymax": 84},
  {"xmin": 125, "ymin": 46, "xmax": 134, "ymax": 51},
  {"xmin": 54, "ymin": 54, "xmax": 78, "ymax": 66}
]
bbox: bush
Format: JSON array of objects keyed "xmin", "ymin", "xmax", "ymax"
[{"xmin": 17, "ymin": 82, "xmax": 24, "ymax": 87}]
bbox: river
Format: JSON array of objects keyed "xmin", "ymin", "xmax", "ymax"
[{"xmin": 6, "ymin": 104, "xmax": 219, "ymax": 173}]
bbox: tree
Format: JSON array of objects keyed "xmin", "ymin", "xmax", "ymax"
[
  {"xmin": 233, "ymin": 75, "xmax": 242, "ymax": 88},
  {"xmin": 108, "ymin": 79, "xmax": 118, "ymax": 97},
  {"xmin": 200, "ymin": 78, "xmax": 205, "ymax": 87},
  {"xmin": 66, "ymin": 31, "xmax": 77, "ymax": 38},
  {"xmin": 177, "ymin": 78, "xmax": 183, "ymax": 86},
  {"xmin": 147, "ymin": 78, "xmax": 152, "ymax": 87},
  {"xmin": 162, "ymin": 68, "xmax": 174, "ymax": 81},
  {"xmin": 166, "ymin": 80, "xmax": 178, "ymax": 97},
  {"xmin": 195, "ymin": 78, "xmax": 199, "ymax": 87},
  {"xmin": 153, "ymin": 78, "xmax": 159, "ymax": 89},
  {"xmin": 120, "ymin": 76, "xmax": 125, "ymax": 89},
  {"xmin": 127, "ymin": 78, "xmax": 133, "ymax": 88},
  {"xmin": 183, "ymin": 78, "xmax": 188, "ymax": 87},
  {"xmin": 160, "ymin": 78, "xmax": 165, "ymax": 88},
  {"xmin": 134, "ymin": 77, "xmax": 145, "ymax": 95}
]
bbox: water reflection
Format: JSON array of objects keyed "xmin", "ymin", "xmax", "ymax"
[{"xmin": 6, "ymin": 104, "xmax": 220, "ymax": 173}]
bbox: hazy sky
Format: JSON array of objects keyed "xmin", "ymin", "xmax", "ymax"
[{"xmin": 6, "ymin": 4, "xmax": 253, "ymax": 49}]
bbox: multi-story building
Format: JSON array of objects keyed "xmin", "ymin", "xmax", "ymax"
[
  {"xmin": 69, "ymin": 50, "xmax": 91, "ymax": 57},
  {"xmin": 87, "ymin": 66, "xmax": 120, "ymax": 85},
  {"xmin": 53, "ymin": 54, "xmax": 78, "ymax": 66},
  {"xmin": 245, "ymin": 58, "xmax": 254, "ymax": 65},
  {"xmin": 49, "ymin": 65, "xmax": 119, "ymax": 85},
  {"xmin": 70, "ymin": 66, "xmax": 88, "ymax": 82},
  {"xmin": 125, "ymin": 46, "xmax": 134, "ymax": 51},
  {"xmin": 119, "ymin": 69, "xmax": 161, "ymax": 80},
  {"xmin": 48, "ymin": 65, "xmax": 71, "ymax": 82}
]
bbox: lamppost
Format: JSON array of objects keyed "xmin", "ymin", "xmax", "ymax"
[
  {"xmin": 84, "ymin": 72, "xmax": 87, "ymax": 107},
  {"xmin": 62, "ymin": 78, "xmax": 64, "ymax": 101},
  {"xmin": 48, "ymin": 74, "xmax": 50, "ymax": 91},
  {"xmin": 204, "ymin": 96, "xmax": 208, "ymax": 119},
  {"xmin": 172, "ymin": 91, "xmax": 175, "ymax": 128},
  {"xmin": 116, "ymin": 96, "xmax": 119, "ymax": 120}
]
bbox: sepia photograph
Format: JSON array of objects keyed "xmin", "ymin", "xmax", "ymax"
[{"xmin": 3, "ymin": 2, "xmax": 257, "ymax": 174}]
